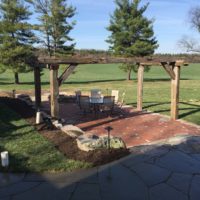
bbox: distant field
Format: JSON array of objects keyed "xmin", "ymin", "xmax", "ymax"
[{"xmin": 0, "ymin": 63, "xmax": 200, "ymax": 125}]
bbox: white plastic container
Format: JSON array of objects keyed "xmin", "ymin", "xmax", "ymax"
[
  {"xmin": 1, "ymin": 151, "xmax": 9, "ymax": 167},
  {"xmin": 36, "ymin": 111, "xmax": 42, "ymax": 124}
]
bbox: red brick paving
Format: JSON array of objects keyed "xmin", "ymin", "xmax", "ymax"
[{"xmin": 42, "ymin": 102, "xmax": 200, "ymax": 148}]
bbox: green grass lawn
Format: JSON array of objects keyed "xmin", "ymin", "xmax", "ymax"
[
  {"xmin": 0, "ymin": 63, "xmax": 200, "ymax": 125},
  {"xmin": 0, "ymin": 102, "xmax": 90, "ymax": 172}
]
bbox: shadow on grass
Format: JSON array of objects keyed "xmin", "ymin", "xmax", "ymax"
[
  {"xmin": 0, "ymin": 77, "xmax": 190, "ymax": 86},
  {"xmin": 179, "ymin": 102, "xmax": 200, "ymax": 119},
  {"xmin": 0, "ymin": 81, "xmax": 36, "ymax": 85},
  {"xmin": 143, "ymin": 78, "xmax": 189, "ymax": 82},
  {"xmin": 141, "ymin": 101, "xmax": 200, "ymax": 119}
]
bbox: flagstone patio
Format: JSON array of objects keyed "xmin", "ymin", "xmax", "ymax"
[{"xmin": 2, "ymin": 135, "xmax": 200, "ymax": 200}]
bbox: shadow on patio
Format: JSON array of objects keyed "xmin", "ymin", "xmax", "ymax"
[
  {"xmin": 2, "ymin": 135, "xmax": 200, "ymax": 200},
  {"xmin": 41, "ymin": 101, "xmax": 200, "ymax": 148}
]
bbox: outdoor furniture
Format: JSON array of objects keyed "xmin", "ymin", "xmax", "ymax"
[
  {"xmin": 101, "ymin": 96, "xmax": 115, "ymax": 116},
  {"xmin": 114, "ymin": 92, "xmax": 126, "ymax": 115},
  {"xmin": 90, "ymin": 96, "xmax": 103, "ymax": 116},
  {"xmin": 75, "ymin": 90, "xmax": 81, "ymax": 106},
  {"xmin": 111, "ymin": 90, "xmax": 119, "ymax": 103},
  {"xmin": 79, "ymin": 95, "xmax": 91, "ymax": 114},
  {"xmin": 118, "ymin": 92, "xmax": 125, "ymax": 108},
  {"xmin": 91, "ymin": 89, "xmax": 102, "ymax": 98}
]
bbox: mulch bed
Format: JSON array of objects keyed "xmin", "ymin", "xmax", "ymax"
[{"xmin": 0, "ymin": 97, "xmax": 130, "ymax": 167}]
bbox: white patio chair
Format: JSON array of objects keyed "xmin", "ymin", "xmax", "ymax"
[
  {"xmin": 79, "ymin": 96, "xmax": 91, "ymax": 114},
  {"xmin": 101, "ymin": 96, "xmax": 115, "ymax": 116},
  {"xmin": 111, "ymin": 90, "xmax": 119, "ymax": 103},
  {"xmin": 114, "ymin": 92, "xmax": 126, "ymax": 115},
  {"xmin": 91, "ymin": 89, "xmax": 102, "ymax": 98},
  {"xmin": 118, "ymin": 92, "xmax": 125, "ymax": 108}
]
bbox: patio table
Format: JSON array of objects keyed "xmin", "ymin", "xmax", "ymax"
[{"xmin": 89, "ymin": 97, "xmax": 103, "ymax": 115}]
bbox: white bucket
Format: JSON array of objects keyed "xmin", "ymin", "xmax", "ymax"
[
  {"xmin": 1, "ymin": 151, "xmax": 9, "ymax": 167},
  {"xmin": 36, "ymin": 111, "xmax": 42, "ymax": 124}
]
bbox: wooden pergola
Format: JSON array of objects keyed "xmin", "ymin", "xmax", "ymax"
[{"xmin": 34, "ymin": 56, "xmax": 187, "ymax": 120}]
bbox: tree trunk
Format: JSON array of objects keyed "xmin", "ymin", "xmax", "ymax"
[
  {"xmin": 127, "ymin": 69, "xmax": 132, "ymax": 80},
  {"xmin": 14, "ymin": 72, "xmax": 19, "ymax": 84},
  {"xmin": 53, "ymin": 42, "xmax": 56, "ymax": 57},
  {"xmin": 47, "ymin": 35, "xmax": 51, "ymax": 57}
]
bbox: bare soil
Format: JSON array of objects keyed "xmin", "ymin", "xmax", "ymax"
[{"xmin": 0, "ymin": 97, "xmax": 129, "ymax": 167}]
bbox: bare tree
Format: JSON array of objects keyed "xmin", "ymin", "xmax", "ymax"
[
  {"xmin": 190, "ymin": 6, "xmax": 200, "ymax": 32},
  {"xmin": 178, "ymin": 6, "xmax": 200, "ymax": 53},
  {"xmin": 178, "ymin": 36, "xmax": 200, "ymax": 53}
]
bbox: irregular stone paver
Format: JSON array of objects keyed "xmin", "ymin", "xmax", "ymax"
[
  {"xmin": 98, "ymin": 164, "xmax": 148, "ymax": 200},
  {"xmin": 156, "ymin": 150, "xmax": 200, "ymax": 174},
  {"xmin": 167, "ymin": 173, "xmax": 192, "ymax": 195},
  {"xmin": 130, "ymin": 144, "xmax": 170, "ymax": 157},
  {"xmin": 12, "ymin": 182, "xmax": 76, "ymax": 200},
  {"xmin": 130, "ymin": 163, "xmax": 171, "ymax": 186},
  {"xmin": 121, "ymin": 153, "xmax": 150, "ymax": 168},
  {"xmin": 149, "ymin": 183, "xmax": 188, "ymax": 200},
  {"xmin": 175, "ymin": 136, "xmax": 200, "ymax": 153},
  {"xmin": 162, "ymin": 134, "xmax": 190, "ymax": 146},
  {"xmin": 0, "ymin": 182, "xmax": 40, "ymax": 198},
  {"xmin": 0, "ymin": 173, "xmax": 25, "ymax": 188},
  {"xmin": 1, "ymin": 197, "xmax": 10, "ymax": 200},
  {"xmin": 71, "ymin": 183, "xmax": 101, "ymax": 200},
  {"xmin": 24, "ymin": 168, "xmax": 98, "ymax": 184},
  {"xmin": 190, "ymin": 154, "xmax": 200, "ymax": 162},
  {"xmin": 190, "ymin": 175, "xmax": 200, "ymax": 200},
  {"xmin": 122, "ymin": 145, "xmax": 170, "ymax": 168},
  {"xmin": 61, "ymin": 125, "xmax": 84, "ymax": 138},
  {"xmin": 5, "ymin": 135, "xmax": 200, "ymax": 199}
]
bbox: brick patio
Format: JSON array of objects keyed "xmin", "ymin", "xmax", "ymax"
[{"xmin": 42, "ymin": 102, "xmax": 200, "ymax": 148}]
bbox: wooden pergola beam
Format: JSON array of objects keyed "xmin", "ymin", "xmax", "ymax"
[
  {"xmin": 136, "ymin": 62, "xmax": 181, "ymax": 120},
  {"xmin": 137, "ymin": 65, "xmax": 144, "ymax": 111},
  {"xmin": 38, "ymin": 56, "xmax": 186, "ymax": 66},
  {"xmin": 58, "ymin": 64, "xmax": 78, "ymax": 86},
  {"xmin": 50, "ymin": 64, "xmax": 59, "ymax": 118},
  {"xmin": 171, "ymin": 65, "xmax": 181, "ymax": 120},
  {"xmin": 161, "ymin": 62, "xmax": 176, "ymax": 80},
  {"xmin": 34, "ymin": 66, "xmax": 41, "ymax": 109}
]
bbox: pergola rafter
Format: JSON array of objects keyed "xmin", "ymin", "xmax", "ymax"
[{"xmin": 34, "ymin": 56, "xmax": 188, "ymax": 120}]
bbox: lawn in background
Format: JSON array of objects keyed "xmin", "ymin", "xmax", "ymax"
[
  {"xmin": 0, "ymin": 63, "xmax": 200, "ymax": 125},
  {"xmin": 0, "ymin": 102, "xmax": 90, "ymax": 172}
]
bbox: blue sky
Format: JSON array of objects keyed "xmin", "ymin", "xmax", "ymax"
[
  {"xmin": 66, "ymin": 0, "xmax": 200, "ymax": 53},
  {"xmin": 31, "ymin": 0, "xmax": 200, "ymax": 53}
]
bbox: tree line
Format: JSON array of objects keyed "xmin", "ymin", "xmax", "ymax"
[{"xmin": 0, "ymin": 0, "xmax": 199, "ymax": 84}]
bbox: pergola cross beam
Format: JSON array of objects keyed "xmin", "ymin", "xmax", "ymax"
[
  {"xmin": 58, "ymin": 64, "xmax": 78, "ymax": 86},
  {"xmin": 161, "ymin": 62, "xmax": 176, "ymax": 80}
]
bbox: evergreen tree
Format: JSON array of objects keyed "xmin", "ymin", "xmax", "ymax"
[
  {"xmin": 0, "ymin": 0, "xmax": 35, "ymax": 84},
  {"xmin": 107, "ymin": 0, "xmax": 158, "ymax": 80},
  {"xmin": 30, "ymin": 0, "xmax": 76, "ymax": 56}
]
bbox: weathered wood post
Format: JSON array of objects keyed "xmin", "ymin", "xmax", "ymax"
[
  {"xmin": 34, "ymin": 66, "xmax": 41, "ymax": 109},
  {"xmin": 171, "ymin": 65, "xmax": 181, "ymax": 120},
  {"xmin": 49, "ymin": 64, "xmax": 59, "ymax": 118},
  {"xmin": 137, "ymin": 64, "xmax": 144, "ymax": 111}
]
